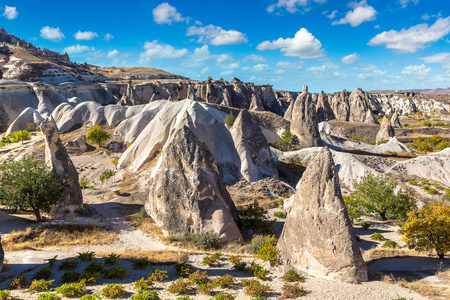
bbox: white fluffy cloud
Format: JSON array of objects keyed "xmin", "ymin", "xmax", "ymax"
[
  {"xmin": 216, "ymin": 54, "xmax": 240, "ymax": 70},
  {"xmin": 3, "ymin": 6, "xmax": 17, "ymax": 19},
  {"xmin": 256, "ymin": 28, "xmax": 324, "ymax": 59},
  {"xmin": 368, "ymin": 17, "xmax": 450, "ymax": 53},
  {"xmin": 242, "ymin": 54, "xmax": 267, "ymax": 63},
  {"xmin": 139, "ymin": 41, "xmax": 188, "ymax": 64},
  {"xmin": 40, "ymin": 26, "xmax": 65, "ymax": 41},
  {"xmin": 398, "ymin": 0, "xmax": 418, "ymax": 8},
  {"xmin": 242, "ymin": 64, "xmax": 271, "ymax": 73},
  {"xmin": 341, "ymin": 53, "xmax": 360, "ymax": 65},
  {"xmin": 104, "ymin": 33, "xmax": 114, "ymax": 41},
  {"xmin": 183, "ymin": 45, "xmax": 217, "ymax": 67},
  {"xmin": 107, "ymin": 50, "xmax": 120, "ymax": 59},
  {"xmin": 276, "ymin": 60, "xmax": 305, "ymax": 68},
  {"xmin": 420, "ymin": 53, "xmax": 450, "ymax": 63},
  {"xmin": 63, "ymin": 45, "xmax": 93, "ymax": 55},
  {"xmin": 267, "ymin": 0, "xmax": 326, "ymax": 14},
  {"xmin": 186, "ymin": 25, "xmax": 247, "ymax": 46},
  {"xmin": 74, "ymin": 31, "xmax": 98, "ymax": 40},
  {"xmin": 153, "ymin": 2, "xmax": 185, "ymax": 25},
  {"xmin": 401, "ymin": 64, "xmax": 431, "ymax": 76},
  {"xmin": 332, "ymin": 0, "xmax": 377, "ymax": 27},
  {"xmin": 323, "ymin": 10, "xmax": 338, "ymax": 19}
]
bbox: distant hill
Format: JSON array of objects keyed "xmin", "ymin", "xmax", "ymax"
[{"xmin": 371, "ymin": 88, "xmax": 450, "ymax": 95}]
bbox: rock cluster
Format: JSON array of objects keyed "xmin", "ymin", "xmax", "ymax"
[
  {"xmin": 40, "ymin": 117, "xmax": 83, "ymax": 217},
  {"xmin": 277, "ymin": 147, "xmax": 368, "ymax": 283},
  {"xmin": 390, "ymin": 112, "xmax": 402, "ymax": 128}
]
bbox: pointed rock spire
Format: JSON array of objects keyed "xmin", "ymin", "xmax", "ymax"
[
  {"xmin": 390, "ymin": 112, "xmax": 402, "ymax": 128},
  {"xmin": 290, "ymin": 92, "xmax": 322, "ymax": 148},
  {"xmin": 376, "ymin": 116, "xmax": 395, "ymax": 144}
]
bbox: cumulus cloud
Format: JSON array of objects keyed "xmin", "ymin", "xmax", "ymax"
[
  {"xmin": 40, "ymin": 26, "xmax": 65, "ymax": 41},
  {"xmin": 398, "ymin": 0, "xmax": 418, "ymax": 8},
  {"xmin": 368, "ymin": 17, "xmax": 450, "ymax": 53},
  {"xmin": 242, "ymin": 64, "xmax": 271, "ymax": 73},
  {"xmin": 153, "ymin": 2, "xmax": 185, "ymax": 25},
  {"xmin": 216, "ymin": 54, "xmax": 240, "ymax": 70},
  {"xmin": 257, "ymin": 28, "xmax": 324, "ymax": 59},
  {"xmin": 186, "ymin": 25, "xmax": 247, "ymax": 46},
  {"xmin": 420, "ymin": 53, "xmax": 450, "ymax": 63},
  {"xmin": 341, "ymin": 53, "xmax": 360, "ymax": 65},
  {"xmin": 183, "ymin": 45, "xmax": 217, "ymax": 67},
  {"xmin": 323, "ymin": 10, "xmax": 338, "ymax": 19},
  {"xmin": 139, "ymin": 40, "xmax": 188, "ymax": 64},
  {"xmin": 242, "ymin": 54, "xmax": 267, "ymax": 63},
  {"xmin": 332, "ymin": 0, "xmax": 376, "ymax": 27},
  {"xmin": 63, "ymin": 44, "xmax": 93, "ymax": 55},
  {"xmin": 74, "ymin": 31, "xmax": 98, "ymax": 40},
  {"xmin": 104, "ymin": 33, "xmax": 114, "ymax": 41},
  {"xmin": 3, "ymin": 6, "xmax": 18, "ymax": 19},
  {"xmin": 267, "ymin": 0, "xmax": 327, "ymax": 14},
  {"xmin": 276, "ymin": 60, "xmax": 305, "ymax": 68},
  {"xmin": 107, "ymin": 50, "xmax": 120, "ymax": 59},
  {"xmin": 401, "ymin": 64, "xmax": 431, "ymax": 76}
]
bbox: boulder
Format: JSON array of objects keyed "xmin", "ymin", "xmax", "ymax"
[
  {"xmin": 277, "ymin": 147, "xmax": 368, "ymax": 283},
  {"xmin": 65, "ymin": 136, "xmax": 96, "ymax": 154},
  {"xmin": 290, "ymin": 93, "xmax": 323, "ymax": 148},
  {"xmin": 231, "ymin": 110, "xmax": 278, "ymax": 182},
  {"xmin": 40, "ymin": 117, "xmax": 83, "ymax": 216},
  {"xmin": 0, "ymin": 232, "xmax": 3, "ymax": 272},
  {"xmin": 146, "ymin": 122, "xmax": 243, "ymax": 241},
  {"xmin": 390, "ymin": 112, "xmax": 402, "ymax": 128},
  {"xmin": 376, "ymin": 116, "xmax": 395, "ymax": 144},
  {"xmin": 363, "ymin": 110, "xmax": 379, "ymax": 125}
]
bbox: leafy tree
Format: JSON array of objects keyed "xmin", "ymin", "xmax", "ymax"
[
  {"xmin": 402, "ymin": 203, "xmax": 450, "ymax": 259},
  {"xmin": 0, "ymin": 157, "xmax": 66, "ymax": 221},
  {"xmin": 343, "ymin": 196, "xmax": 362, "ymax": 222},
  {"xmin": 239, "ymin": 201, "xmax": 275, "ymax": 235},
  {"xmin": 224, "ymin": 112, "xmax": 235, "ymax": 126},
  {"xmin": 12, "ymin": 130, "xmax": 31, "ymax": 144},
  {"xmin": 277, "ymin": 130, "xmax": 294, "ymax": 151},
  {"xmin": 86, "ymin": 126, "xmax": 110, "ymax": 147},
  {"xmin": 350, "ymin": 173, "xmax": 416, "ymax": 220}
]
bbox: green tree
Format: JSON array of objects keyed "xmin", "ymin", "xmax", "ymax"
[
  {"xmin": 402, "ymin": 203, "xmax": 450, "ymax": 259},
  {"xmin": 12, "ymin": 130, "xmax": 31, "ymax": 144},
  {"xmin": 0, "ymin": 157, "xmax": 66, "ymax": 221},
  {"xmin": 277, "ymin": 130, "xmax": 294, "ymax": 151},
  {"xmin": 86, "ymin": 126, "xmax": 110, "ymax": 147},
  {"xmin": 224, "ymin": 112, "xmax": 235, "ymax": 126},
  {"xmin": 350, "ymin": 173, "xmax": 416, "ymax": 220},
  {"xmin": 239, "ymin": 201, "xmax": 275, "ymax": 235}
]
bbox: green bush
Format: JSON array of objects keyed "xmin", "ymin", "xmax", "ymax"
[
  {"xmin": 44, "ymin": 255, "xmax": 58, "ymax": 268},
  {"xmin": 104, "ymin": 252, "xmax": 121, "ymax": 265},
  {"xmin": 148, "ymin": 268, "xmax": 168, "ymax": 281},
  {"xmin": 172, "ymin": 262, "xmax": 193, "ymax": 276},
  {"xmin": 344, "ymin": 196, "xmax": 362, "ymax": 222},
  {"xmin": 167, "ymin": 278, "xmax": 190, "ymax": 294},
  {"xmin": 55, "ymin": 281, "xmax": 86, "ymax": 297},
  {"xmin": 211, "ymin": 293, "xmax": 236, "ymax": 300},
  {"xmin": 408, "ymin": 180, "xmax": 418, "ymax": 186},
  {"xmin": 84, "ymin": 262, "xmax": 105, "ymax": 274},
  {"xmin": 99, "ymin": 169, "xmax": 116, "ymax": 183},
  {"xmin": 371, "ymin": 233, "xmax": 386, "ymax": 241},
  {"xmin": 80, "ymin": 293, "xmax": 102, "ymax": 300},
  {"xmin": 242, "ymin": 279, "xmax": 271, "ymax": 297},
  {"xmin": 86, "ymin": 125, "xmax": 110, "ymax": 147},
  {"xmin": 239, "ymin": 201, "xmax": 275, "ymax": 235},
  {"xmin": 33, "ymin": 268, "xmax": 52, "ymax": 280},
  {"xmin": 212, "ymin": 274, "xmax": 235, "ymax": 288},
  {"xmin": 281, "ymin": 269, "xmax": 305, "ymax": 283},
  {"xmin": 229, "ymin": 255, "xmax": 247, "ymax": 271},
  {"xmin": 28, "ymin": 279, "xmax": 54, "ymax": 293},
  {"xmin": 224, "ymin": 112, "xmax": 235, "ymax": 126},
  {"xmin": 202, "ymin": 252, "xmax": 222, "ymax": 267},
  {"xmin": 278, "ymin": 130, "xmax": 295, "ymax": 151},
  {"xmin": 248, "ymin": 235, "xmax": 267, "ymax": 254},
  {"xmin": 59, "ymin": 260, "xmax": 79, "ymax": 270},
  {"xmin": 362, "ymin": 222, "xmax": 371, "ymax": 230},
  {"xmin": 248, "ymin": 261, "xmax": 269, "ymax": 280},
  {"xmin": 134, "ymin": 277, "xmax": 153, "ymax": 291},
  {"xmin": 189, "ymin": 270, "xmax": 209, "ymax": 284},
  {"xmin": 26, "ymin": 122, "xmax": 40, "ymax": 132},
  {"xmin": 131, "ymin": 290, "xmax": 161, "ymax": 300},
  {"xmin": 273, "ymin": 211, "xmax": 286, "ymax": 219},
  {"xmin": 280, "ymin": 283, "xmax": 308, "ymax": 299},
  {"xmin": 101, "ymin": 284, "xmax": 126, "ymax": 298},
  {"xmin": 0, "ymin": 290, "xmax": 12, "ymax": 300},
  {"xmin": 76, "ymin": 251, "xmax": 96, "ymax": 261},
  {"xmin": 445, "ymin": 188, "xmax": 450, "ymax": 201},
  {"xmin": 256, "ymin": 235, "xmax": 279, "ymax": 265},
  {"xmin": 133, "ymin": 257, "xmax": 152, "ymax": 269},
  {"xmin": 179, "ymin": 231, "xmax": 221, "ymax": 250},
  {"xmin": 36, "ymin": 292, "xmax": 61, "ymax": 300},
  {"xmin": 79, "ymin": 176, "xmax": 90, "ymax": 189},
  {"xmin": 60, "ymin": 271, "xmax": 81, "ymax": 283},
  {"xmin": 9, "ymin": 274, "xmax": 29, "ymax": 289},
  {"xmin": 103, "ymin": 266, "xmax": 128, "ymax": 279},
  {"xmin": 427, "ymin": 188, "xmax": 439, "ymax": 195},
  {"xmin": 382, "ymin": 240, "xmax": 399, "ymax": 249},
  {"xmin": 11, "ymin": 130, "xmax": 31, "ymax": 144}
]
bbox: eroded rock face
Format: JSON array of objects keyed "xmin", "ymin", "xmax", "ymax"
[
  {"xmin": 290, "ymin": 93, "xmax": 323, "ymax": 148},
  {"xmin": 316, "ymin": 91, "xmax": 335, "ymax": 122},
  {"xmin": 364, "ymin": 109, "xmax": 379, "ymax": 125},
  {"xmin": 0, "ymin": 233, "xmax": 4, "ymax": 272},
  {"xmin": 390, "ymin": 112, "xmax": 402, "ymax": 128},
  {"xmin": 118, "ymin": 81, "xmax": 140, "ymax": 106},
  {"xmin": 146, "ymin": 122, "xmax": 242, "ymax": 241},
  {"xmin": 277, "ymin": 147, "xmax": 368, "ymax": 283},
  {"xmin": 376, "ymin": 116, "xmax": 395, "ymax": 144},
  {"xmin": 40, "ymin": 117, "xmax": 83, "ymax": 216},
  {"xmin": 231, "ymin": 110, "xmax": 278, "ymax": 182}
]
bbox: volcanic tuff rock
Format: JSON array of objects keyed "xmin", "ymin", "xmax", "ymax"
[
  {"xmin": 290, "ymin": 92, "xmax": 323, "ymax": 148},
  {"xmin": 146, "ymin": 121, "xmax": 242, "ymax": 241},
  {"xmin": 276, "ymin": 147, "xmax": 368, "ymax": 283},
  {"xmin": 316, "ymin": 91, "xmax": 335, "ymax": 122},
  {"xmin": 118, "ymin": 81, "xmax": 140, "ymax": 106},
  {"xmin": 364, "ymin": 109, "xmax": 379, "ymax": 125},
  {"xmin": 40, "ymin": 117, "xmax": 83, "ymax": 216},
  {"xmin": 6, "ymin": 107, "xmax": 44, "ymax": 135},
  {"xmin": 390, "ymin": 112, "xmax": 402, "ymax": 128},
  {"xmin": 376, "ymin": 116, "xmax": 395, "ymax": 144},
  {"xmin": 231, "ymin": 110, "xmax": 278, "ymax": 182}
]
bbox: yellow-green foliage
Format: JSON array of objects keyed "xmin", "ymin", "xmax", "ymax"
[
  {"xmin": 0, "ymin": 290, "xmax": 13, "ymax": 300},
  {"xmin": 148, "ymin": 268, "xmax": 168, "ymax": 281},
  {"xmin": 86, "ymin": 125, "xmax": 110, "ymax": 147},
  {"xmin": 256, "ymin": 235, "xmax": 279, "ymax": 265},
  {"xmin": 242, "ymin": 279, "xmax": 272, "ymax": 297},
  {"xmin": 167, "ymin": 279, "xmax": 190, "ymax": 295},
  {"xmin": 11, "ymin": 130, "xmax": 31, "ymax": 144},
  {"xmin": 402, "ymin": 203, "xmax": 450, "ymax": 258},
  {"xmin": 101, "ymin": 284, "xmax": 126, "ymax": 298},
  {"xmin": 55, "ymin": 281, "xmax": 86, "ymax": 297},
  {"xmin": 28, "ymin": 279, "xmax": 54, "ymax": 293},
  {"xmin": 281, "ymin": 269, "xmax": 305, "ymax": 283}
]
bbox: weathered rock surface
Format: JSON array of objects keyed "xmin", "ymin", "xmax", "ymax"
[
  {"xmin": 290, "ymin": 93, "xmax": 323, "ymax": 148},
  {"xmin": 40, "ymin": 117, "xmax": 83, "ymax": 216},
  {"xmin": 0, "ymin": 232, "xmax": 3, "ymax": 272},
  {"xmin": 249, "ymin": 94, "xmax": 264, "ymax": 111},
  {"xmin": 376, "ymin": 116, "xmax": 395, "ymax": 144},
  {"xmin": 6, "ymin": 107, "xmax": 44, "ymax": 135},
  {"xmin": 231, "ymin": 110, "xmax": 278, "ymax": 182},
  {"xmin": 390, "ymin": 112, "xmax": 402, "ymax": 128},
  {"xmin": 65, "ymin": 136, "xmax": 96, "ymax": 154},
  {"xmin": 277, "ymin": 147, "xmax": 368, "ymax": 283},
  {"xmin": 364, "ymin": 109, "xmax": 379, "ymax": 125},
  {"xmin": 146, "ymin": 122, "xmax": 242, "ymax": 241},
  {"xmin": 118, "ymin": 81, "xmax": 140, "ymax": 106},
  {"xmin": 316, "ymin": 91, "xmax": 335, "ymax": 122}
]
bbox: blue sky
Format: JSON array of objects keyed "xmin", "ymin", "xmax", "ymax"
[{"xmin": 2, "ymin": 0, "xmax": 450, "ymax": 92}]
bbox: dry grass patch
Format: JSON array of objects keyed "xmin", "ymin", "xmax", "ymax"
[
  {"xmin": 97, "ymin": 250, "xmax": 187, "ymax": 265},
  {"xmin": 378, "ymin": 272, "xmax": 447, "ymax": 299},
  {"xmin": 365, "ymin": 248, "xmax": 430, "ymax": 261},
  {"xmin": 129, "ymin": 208, "xmax": 165, "ymax": 239},
  {"xmin": 3, "ymin": 224, "xmax": 117, "ymax": 251}
]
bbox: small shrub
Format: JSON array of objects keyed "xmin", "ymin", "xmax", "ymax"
[
  {"xmin": 76, "ymin": 251, "xmax": 96, "ymax": 261},
  {"xmin": 134, "ymin": 277, "xmax": 153, "ymax": 291},
  {"xmin": 55, "ymin": 281, "xmax": 86, "ymax": 297},
  {"xmin": 84, "ymin": 262, "xmax": 105, "ymax": 274},
  {"xmin": 248, "ymin": 235, "xmax": 267, "ymax": 254},
  {"xmin": 80, "ymin": 270, "xmax": 102, "ymax": 283},
  {"xmin": 44, "ymin": 255, "xmax": 58, "ymax": 268},
  {"xmin": 427, "ymin": 188, "xmax": 439, "ymax": 195},
  {"xmin": 249, "ymin": 261, "xmax": 269, "ymax": 280},
  {"xmin": 422, "ymin": 120, "xmax": 432, "ymax": 127},
  {"xmin": 212, "ymin": 274, "xmax": 235, "ymax": 288},
  {"xmin": 33, "ymin": 268, "xmax": 52, "ymax": 280},
  {"xmin": 362, "ymin": 222, "xmax": 371, "ymax": 230},
  {"xmin": 148, "ymin": 268, "xmax": 168, "ymax": 281},
  {"xmin": 0, "ymin": 291, "xmax": 12, "ymax": 300},
  {"xmin": 176, "ymin": 297, "xmax": 191, "ymax": 300},
  {"xmin": 131, "ymin": 290, "xmax": 161, "ymax": 300},
  {"xmin": 371, "ymin": 233, "xmax": 386, "ymax": 241},
  {"xmin": 445, "ymin": 188, "xmax": 450, "ymax": 201},
  {"xmin": 59, "ymin": 260, "xmax": 79, "ymax": 270},
  {"xmin": 273, "ymin": 211, "xmax": 286, "ymax": 219},
  {"xmin": 101, "ymin": 283, "xmax": 126, "ymax": 298},
  {"xmin": 28, "ymin": 279, "xmax": 54, "ymax": 293},
  {"xmin": 36, "ymin": 292, "xmax": 61, "ymax": 300},
  {"xmin": 202, "ymin": 253, "xmax": 221, "ymax": 267},
  {"xmin": 99, "ymin": 169, "xmax": 116, "ymax": 183},
  {"xmin": 9, "ymin": 274, "xmax": 29, "ymax": 289},
  {"xmin": 229, "ymin": 255, "xmax": 247, "ymax": 271},
  {"xmin": 104, "ymin": 252, "xmax": 121, "ymax": 265},
  {"xmin": 422, "ymin": 185, "xmax": 430, "ymax": 191},
  {"xmin": 281, "ymin": 269, "xmax": 305, "ymax": 282},
  {"xmin": 79, "ymin": 176, "xmax": 90, "ymax": 189},
  {"xmin": 133, "ymin": 257, "xmax": 152, "ymax": 269},
  {"xmin": 189, "ymin": 270, "xmax": 209, "ymax": 285},
  {"xmin": 278, "ymin": 130, "xmax": 295, "ymax": 151},
  {"xmin": 190, "ymin": 232, "xmax": 221, "ymax": 250},
  {"xmin": 60, "ymin": 271, "xmax": 81, "ymax": 283},
  {"xmin": 173, "ymin": 262, "xmax": 193, "ymax": 276},
  {"xmin": 167, "ymin": 278, "xmax": 190, "ymax": 295},
  {"xmin": 420, "ymin": 179, "xmax": 429, "ymax": 185},
  {"xmin": 197, "ymin": 283, "xmax": 213, "ymax": 295},
  {"xmin": 433, "ymin": 183, "xmax": 441, "ymax": 189},
  {"xmin": 240, "ymin": 202, "xmax": 275, "ymax": 235},
  {"xmin": 80, "ymin": 293, "xmax": 102, "ymax": 300},
  {"xmin": 224, "ymin": 112, "xmax": 235, "ymax": 126},
  {"xmin": 103, "ymin": 266, "xmax": 128, "ymax": 279},
  {"xmin": 256, "ymin": 235, "xmax": 279, "ymax": 265},
  {"xmin": 383, "ymin": 240, "xmax": 399, "ymax": 249},
  {"xmin": 408, "ymin": 180, "xmax": 418, "ymax": 186},
  {"xmin": 211, "ymin": 293, "xmax": 236, "ymax": 300},
  {"xmin": 280, "ymin": 283, "xmax": 308, "ymax": 299},
  {"xmin": 242, "ymin": 279, "xmax": 271, "ymax": 297}
]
